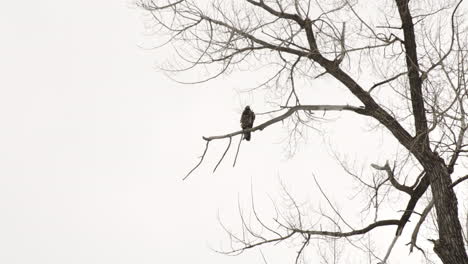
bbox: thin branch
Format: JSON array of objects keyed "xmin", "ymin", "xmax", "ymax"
[
  {"xmin": 223, "ymin": 231, "xmax": 297, "ymax": 254},
  {"xmin": 183, "ymin": 141, "xmax": 209, "ymax": 180},
  {"xmin": 450, "ymin": 174, "xmax": 468, "ymax": 188},
  {"xmin": 245, "ymin": 0, "xmax": 305, "ymax": 26},
  {"xmin": 200, "ymin": 15, "xmax": 308, "ymax": 57},
  {"xmin": 313, "ymin": 174, "xmax": 354, "ymax": 230},
  {"xmin": 368, "ymin": 72, "xmax": 407, "ymax": 93},
  {"xmin": 233, "ymin": 135, "xmax": 243, "ymax": 167},
  {"xmin": 213, "ymin": 137, "xmax": 232, "ymax": 172},
  {"xmin": 138, "ymin": 0, "xmax": 184, "ymax": 11},
  {"xmin": 409, "ymin": 200, "xmax": 434, "ymax": 253},
  {"xmin": 295, "ymin": 234, "xmax": 311, "ymax": 264},
  {"xmin": 379, "ymin": 235, "xmax": 400, "ymax": 264}
]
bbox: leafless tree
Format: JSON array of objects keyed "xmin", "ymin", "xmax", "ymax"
[{"xmin": 139, "ymin": 0, "xmax": 468, "ymax": 263}]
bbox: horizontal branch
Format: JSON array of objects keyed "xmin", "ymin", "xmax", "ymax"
[
  {"xmin": 293, "ymin": 219, "xmax": 399, "ymax": 238},
  {"xmin": 225, "ymin": 219, "xmax": 399, "ymax": 254},
  {"xmin": 202, "ymin": 105, "xmax": 366, "ymax": 141}
]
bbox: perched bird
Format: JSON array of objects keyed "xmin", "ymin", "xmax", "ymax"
[{"xmin": 240, "ymin": 106, "xmax": 255, "ymax": 141}]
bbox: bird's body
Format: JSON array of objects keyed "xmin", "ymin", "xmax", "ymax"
[{"xmin": 240, "ymin": 106, "xmax": 255, "ymax": 141}]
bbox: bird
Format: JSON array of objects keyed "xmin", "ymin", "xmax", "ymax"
[{"xmin": 240, "ymin": 106, "xmax": 255, "ymax": 141}]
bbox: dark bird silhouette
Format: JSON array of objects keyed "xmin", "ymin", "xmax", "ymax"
[{"xmin": 240, "ymin": 106, "xmax": 255, "ymax": 141}]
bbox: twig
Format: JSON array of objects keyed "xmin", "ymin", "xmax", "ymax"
[
  {"xmin": 213, "ymin": 137, "xmax": 232, "ymax": 172},
  {"xmin": 313, "ymin": 174, "xmax": 354, "ymax": 230},
  {"xmin": 295, "ymin": 234, "xmax": 311, "ymax": 264},
  {"xmin": 233, "ymin": 135, "xmax": 243, "ymax": 167},
  {"xmin": 183, "ymin": 141, "xmax": 210, "ymax": 180}
]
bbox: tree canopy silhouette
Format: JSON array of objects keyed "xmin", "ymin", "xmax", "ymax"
[{"xmin": 140, "ymin": 1, "xmax": 468, "ymax": 263}]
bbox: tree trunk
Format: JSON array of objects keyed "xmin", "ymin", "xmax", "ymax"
[{"xmin": 424, "ymin": 154, "xmax": 468, "ymax": 264}]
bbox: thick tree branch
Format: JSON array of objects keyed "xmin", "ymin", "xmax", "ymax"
[
  {"xmin": 371, "ymin": 162, "xmax": 414, "ymax": 195},
  {"xmin": 301, "ymin": 19, "xmax": 419, "ymax": 161},
  {"xmin": 293, "ymin": 220, "xmax": 400, "ymax": 238},
  {"xmin": 396, "ymin": 175, "xmax": 430, "ymax": 236},
  {"xmin": 203, "ymin": 105, "xmax": 366, "ymax": 141},
  {"xmin": 395, "ymin": 0, "xmax": 429, "ymax": 150}
]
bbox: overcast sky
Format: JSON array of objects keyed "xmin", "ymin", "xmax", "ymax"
[{"xmin": 0, "ymin": 1, "xmax": 466, "ymax": 264}]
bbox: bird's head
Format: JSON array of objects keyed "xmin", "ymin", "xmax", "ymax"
[{"xmin": 245, "ymin": 105, "xmax": 251, "ymax": 110}]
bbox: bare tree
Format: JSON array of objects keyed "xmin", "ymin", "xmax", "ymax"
[{"xmin": 139, "ymin": 0, "xmax": 468, "ymax": 263}]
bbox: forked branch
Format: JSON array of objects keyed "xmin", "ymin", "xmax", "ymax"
[{"xmin": 184, "ymin": 105, "xmax": 366, "ymax": 180}]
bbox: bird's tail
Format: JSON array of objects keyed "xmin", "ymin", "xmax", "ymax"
[{"xmin": 244, "ymin": 132, "xmax": 251, "ymax": 141}]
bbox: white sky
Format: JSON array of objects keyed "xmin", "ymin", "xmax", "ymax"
[{"xmin": 0, "ymin": 1, "xmax": 466, "ymax": 264}]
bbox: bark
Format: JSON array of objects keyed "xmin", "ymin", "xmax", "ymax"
[{"xmin": 422, "ymin": 153, "xmax": 468, "ymax": 264}]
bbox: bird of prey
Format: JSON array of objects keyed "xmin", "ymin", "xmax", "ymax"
[{"xmin": 240, "ymin": 106, "xmax": 255, "ymax": 141}]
